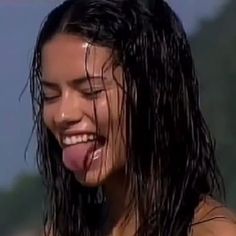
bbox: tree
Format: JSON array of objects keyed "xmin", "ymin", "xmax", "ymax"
[{"xmin": 190, "ymin": 0, "xmax": 236, "ymax": 209}]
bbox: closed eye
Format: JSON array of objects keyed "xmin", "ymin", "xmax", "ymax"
[
  {"xmin": 81, "ymin": 89, "xmax": 105, "ymax": 99},
  {"xmin": 42, "ymin": 91, "xmax": 60, "ymax": 102}
]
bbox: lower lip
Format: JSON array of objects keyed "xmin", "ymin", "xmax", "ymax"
[{"xmin": 85, "ymin": 147, "xmax": 104, "ymax": 171}]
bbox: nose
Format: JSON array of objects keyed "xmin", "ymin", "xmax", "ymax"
[{"xmin": 53, "ymin": 90, "xmax": 83, "ymax": 128}]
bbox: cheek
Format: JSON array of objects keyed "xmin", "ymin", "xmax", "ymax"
[
  {"xmin": 94, "ymin": 89, "xmax": 123, "ymax": 132},
  {"xmin": 93, "ymin": 98, "xmax": 110, "ymax": 138}
]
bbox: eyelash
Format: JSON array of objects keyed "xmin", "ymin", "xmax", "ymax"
[
  {"xmin": 42, "ymin": 93, "xmax": 59, "ymax": 102},
  {"xmin": 82, "ymin": 89, "xmax": 104, "ymax": 99},
  {"xmin": 41, "ymin": 89, "xmax": 104, "ymax": 102}
]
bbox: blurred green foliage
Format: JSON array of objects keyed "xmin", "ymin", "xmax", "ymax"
[
  {"xmin": 0, "ymin": 0, "xmax": 235, "ymax": 234},
  {"xmin": 191, "ymin": 0, "xmax": 236, "ymax": 209},
  {"xmin": 0, "ymin": 175, "xmax": 43, "ymax": 235}
]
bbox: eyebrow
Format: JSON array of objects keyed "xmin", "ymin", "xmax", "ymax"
[
  {"xmin": 41, "ymin": 76, "xmax": 109, "ymax": 88},
  {"xmin": 41, "ymin": 80, "xmax": 59, "ymax": 89}
]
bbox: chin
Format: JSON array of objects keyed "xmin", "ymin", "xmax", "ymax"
[
  {"xmin": 74, "ymin": 167, "xmax": 113, "ymax": 187},
  {"xmin": 74, "ymin": 162, "xmax": 125, "ymax": 187}
]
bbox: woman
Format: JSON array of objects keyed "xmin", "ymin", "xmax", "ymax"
[{"xmin": 29, "ymin": 0, "xmax": 236, "ymax": 235}]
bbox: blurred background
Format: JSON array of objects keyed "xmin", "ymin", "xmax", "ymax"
[{"xmin": 0, "ymin": 0, "xmax": 235, "ymax": 235}]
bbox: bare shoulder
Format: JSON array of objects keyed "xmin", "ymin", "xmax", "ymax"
[{"xmin": 191, "ymin": 197, "xmax": 236, "ymax": 236}]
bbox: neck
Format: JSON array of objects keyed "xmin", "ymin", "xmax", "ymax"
[{"xmin": 103, "ymin": 169, "xmax": 137, "ymax": 236}]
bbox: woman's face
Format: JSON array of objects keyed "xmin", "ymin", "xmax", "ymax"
[{"xmin": 41, "ymin": 34, "xmax": 126, "ymax": 186}]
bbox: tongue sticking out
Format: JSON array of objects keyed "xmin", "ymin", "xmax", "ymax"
[{"xmin": 63, "ymin": 142, "xmax": 100, "ymax": 172}]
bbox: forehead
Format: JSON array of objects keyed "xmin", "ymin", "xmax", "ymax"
[{"xmin": 41, "ymin": 34, "xmax": 113, "ymax": 81}]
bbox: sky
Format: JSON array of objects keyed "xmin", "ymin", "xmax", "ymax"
[{"xmin": 0, "ymin": 0, "xmax": 228, "ymax": 188}]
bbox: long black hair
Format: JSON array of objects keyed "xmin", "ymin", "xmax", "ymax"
[{"xmin": 29, "ymin": 0, "xmax": 224, "ymax": 235}]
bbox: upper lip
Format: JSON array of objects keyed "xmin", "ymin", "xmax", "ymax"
[{"xmin": 61, "ymin": 130, "xmax": 97, "ymax": 137}]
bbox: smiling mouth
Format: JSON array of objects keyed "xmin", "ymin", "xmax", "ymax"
[
  {"xmin": 61, "ymin": 133, "xmax": 106, "ymax": 172},
  {"xmin": 61, "ymin": 133, "xmax": 106, "ymax": 147}
]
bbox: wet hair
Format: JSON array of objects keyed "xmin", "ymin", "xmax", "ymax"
[{"xmin": 29, "ymin": 0, "xmax": 224, "ymax": 235}]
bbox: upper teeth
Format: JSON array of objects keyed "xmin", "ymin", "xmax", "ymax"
[{"xmin": 62, "ymin": 134, "xmax": 97, "ymax": 146}]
